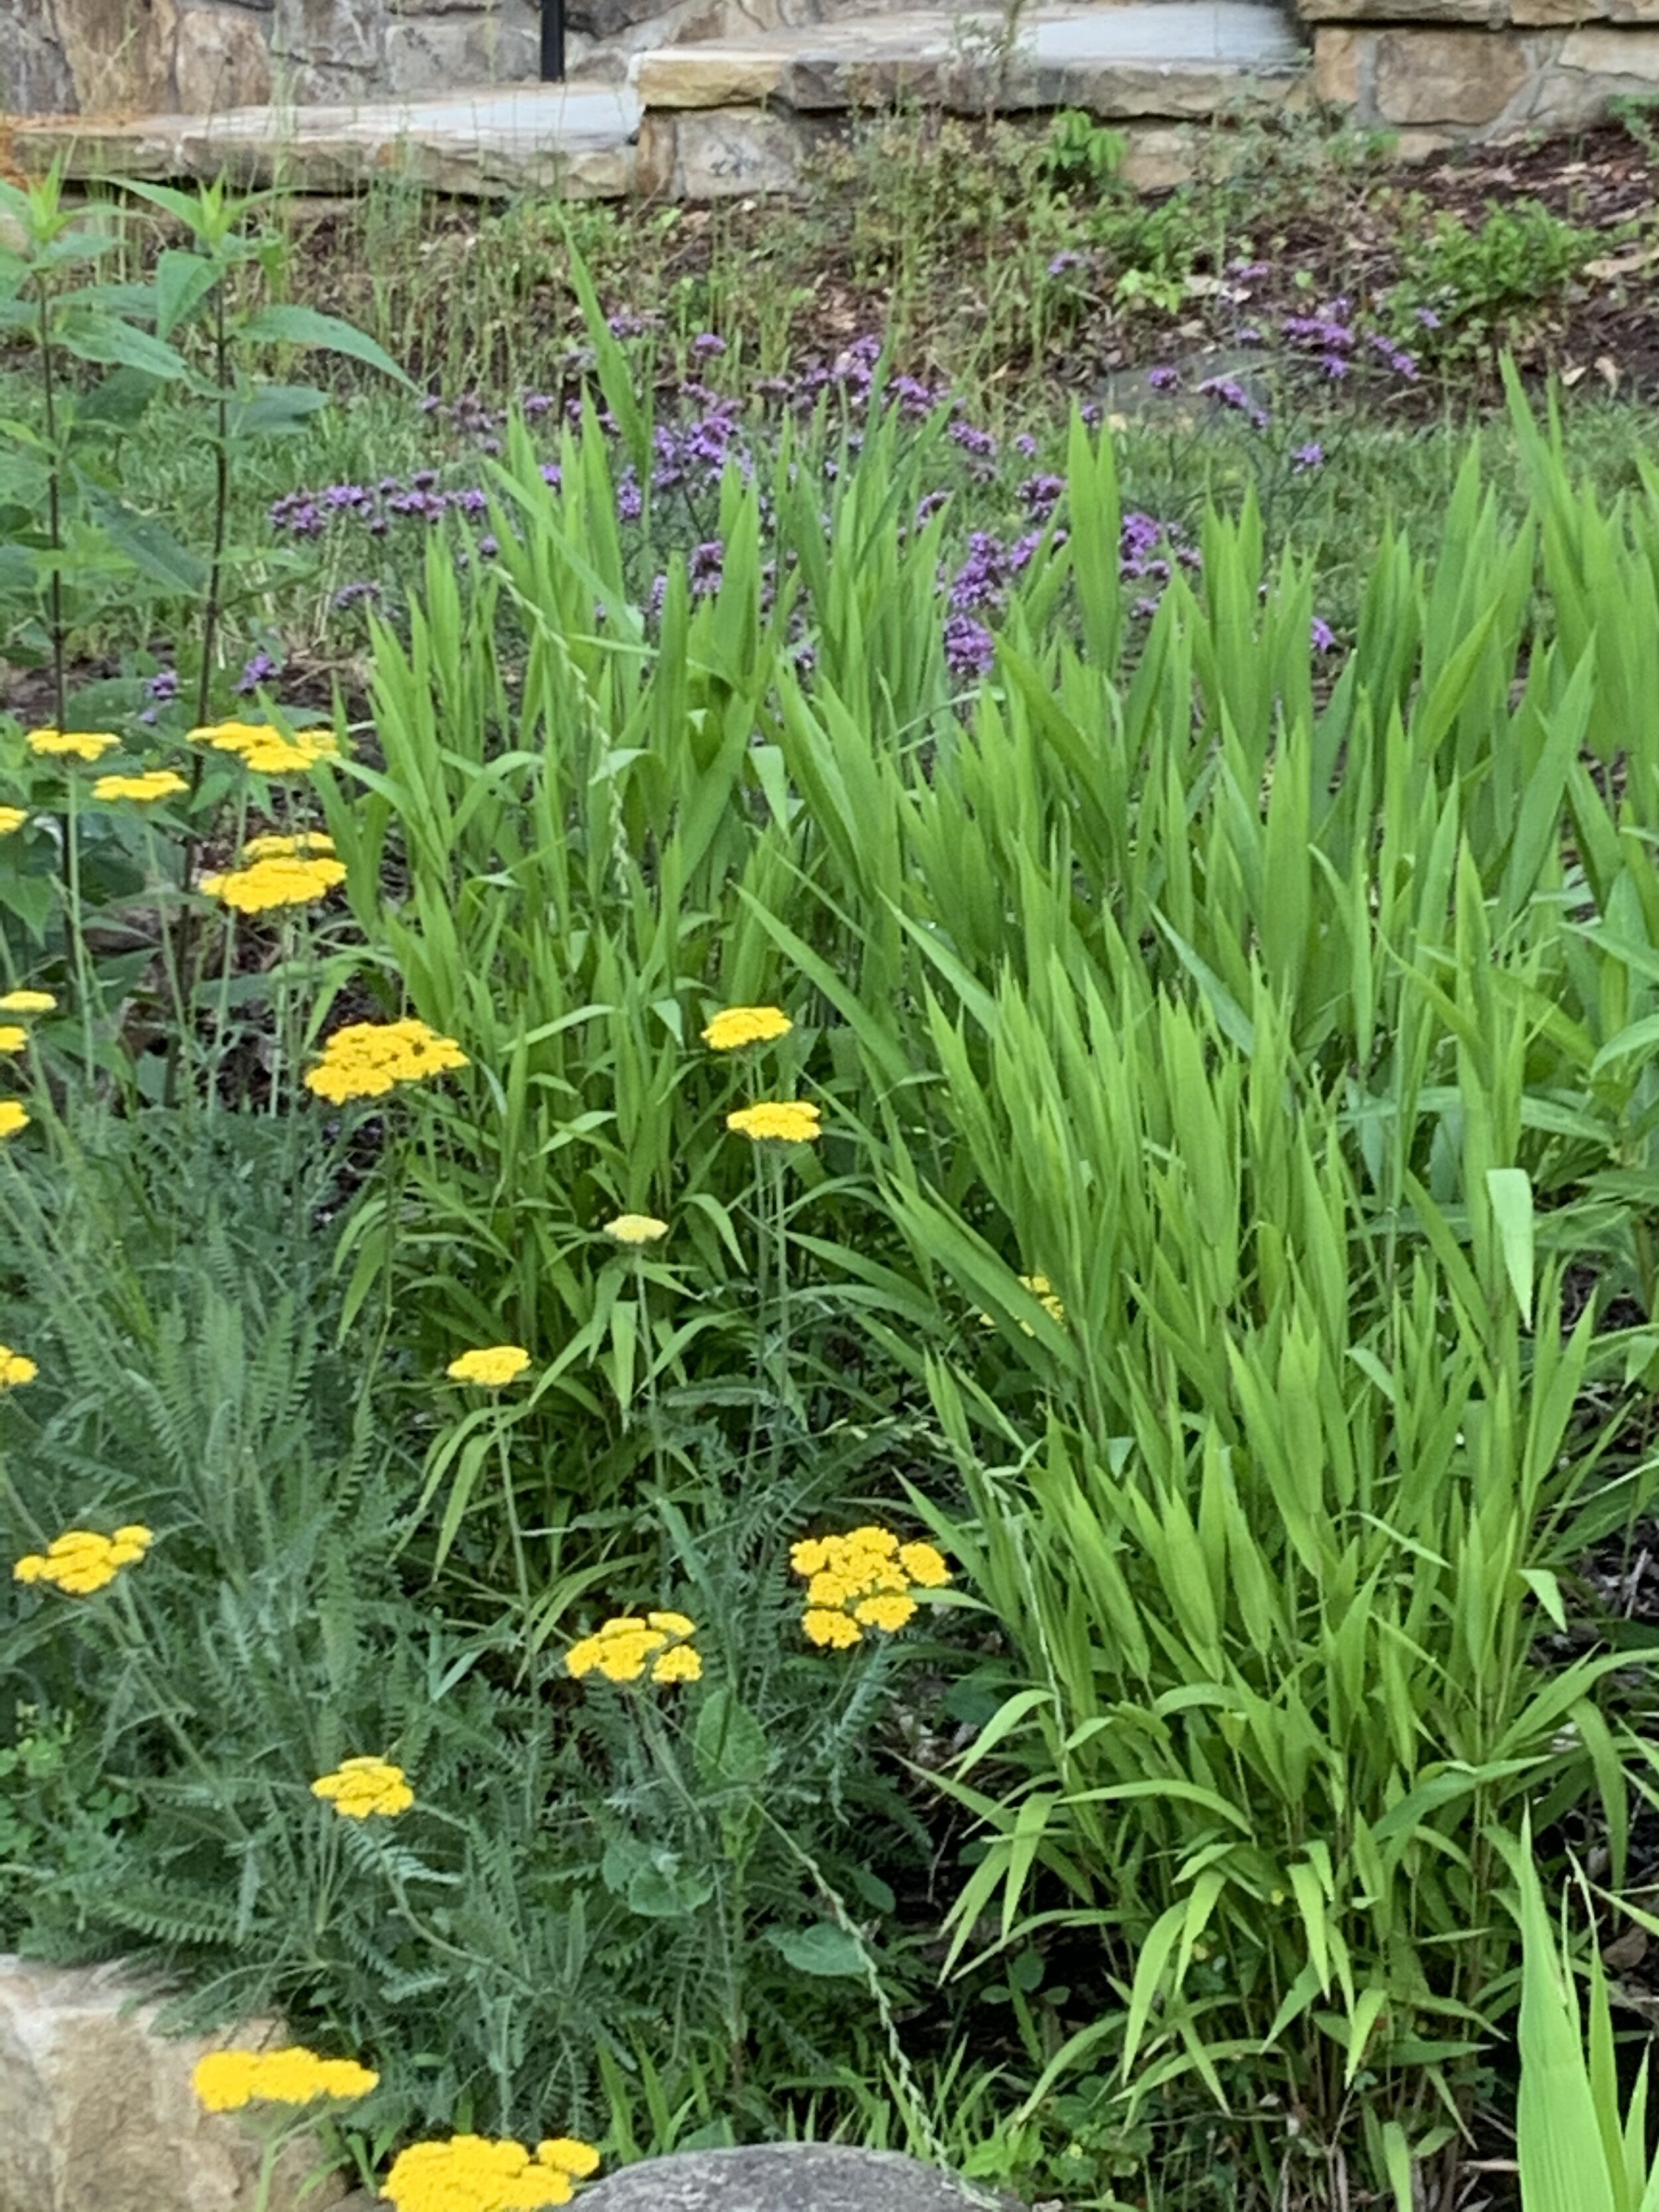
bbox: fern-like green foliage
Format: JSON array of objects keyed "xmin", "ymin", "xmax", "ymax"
[{"xmin": 1, "ymin": 1106, "xmax": 956, "ymax": 2146}]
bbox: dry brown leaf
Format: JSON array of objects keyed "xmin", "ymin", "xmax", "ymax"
[
  {"xmin": 1585, "ymin": 242, "xmax": 1659, "ymax": 281},
  {"xmin": 1596, "ymin": 354, "xmax": 1621, "ymax": 392},
  {"xmin": 1561, "ymin": 362, "xmax": 1587, "ymax": 386}
]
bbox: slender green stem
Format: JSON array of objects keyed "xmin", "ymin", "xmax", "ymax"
[
  {"xmin": 64, "ymin": 772, "xmax": 97, "ymax": 1082},
  {"xmin": 36, "ymin": 271, "xmax": 66, "ymax": 738}
]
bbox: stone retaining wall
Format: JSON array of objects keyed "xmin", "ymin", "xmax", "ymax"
[{"xmin": 0, "ymin": 0, "xmax": 889, "ymax": 113}]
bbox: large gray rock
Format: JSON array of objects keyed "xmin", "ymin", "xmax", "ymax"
[
  {"xmin": 580, "ymin": 2144, "xmax": 1017, "ymax": 2212},
  {"xmin": 0, "ymin": 1954, "xmax": 350, "ymax": 2212}
]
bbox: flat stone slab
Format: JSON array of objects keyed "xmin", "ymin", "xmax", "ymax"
[
  {"xmin": 632, "ymin": 1, "xmax": 1307, "ymax": 115},
  {"xmin": 580, "ymin": 2144, "xmax": 1017, "ymax": 2212},
  {"xmin": 11, "ymin": 81, "xmax": 640, "ymax": 194}
]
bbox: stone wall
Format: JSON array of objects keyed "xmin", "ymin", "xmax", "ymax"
[
  {"xmin": 0, "ymin": 0, "xmax": 885, "ymax": 113},
  {"xmin": 1305, "ymin": 0, "xmax": 1659, "ymax": 147}
]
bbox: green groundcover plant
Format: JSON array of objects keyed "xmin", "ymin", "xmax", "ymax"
[{"xmin": 9, "ymin": 173, "xmax": 1659, "ymax": 2209}]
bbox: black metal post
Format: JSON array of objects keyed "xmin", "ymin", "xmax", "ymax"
[{"xmin": 540, "ymin": 0, "xmax": 565, "ymax": 78}]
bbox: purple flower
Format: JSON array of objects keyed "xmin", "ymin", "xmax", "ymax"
[
  {"xmin": 943, "ymin": 614, "xmax": 995, "ymax": 679},
  {"xmin": 1291, "ymin": 441, "xmax": 1325, "ymax": 471},
  {"xmin": 692, "ymin": 332, "xmax": 727, "ymax": 358},
  {"xmin": 1228, "ymin": 258, "xmax": 1271, "ymax": 281},
  {"xmin": 915, "ymin": 490, "xmax": 951, "ymax": 528},
  {"xmin": 950, "ymin": 419, "xmax": 998, "ymax": 461},
  {"xmin": 1047, "ymin": 249, "xmax": 1088, "ymax": 277},
  {"xmin": 1236, "ymin": 325, "xmax": 1263, "ymax": 346},
  {"xmin": 1147, "ymin": 366, "xmax": 1181, "ymax": 392},
  {"xmin": 1311, "ymin": 617, "xmax": 1336, "ymax": 654},
  {"xmin": 1197, "ymin": 376, "xmax": 1251, "ymax": 413},
  {"xmin": 616, "ymin": 473, "xmax": 643, "ymax": 523},
  {"xmin": 411, "ymin": 469, "xmax": 439, "ymax": 492},
  {"xmin": 145, "ymin": 668, "xmax": 179, "ymax": 702},
  {"xmin": 1389, "ymin": 350, "xmax": 1419, "ymax": 381},
  {"xmin": 1020, "ymin": 473, "xmax": 1066, "ymax": 518},
  {"xmin": 419, "ymin": 394, "xmax": 443, "ymax": 415},
  {"xmin": 1416, "ymin": 306, "xmax": 1442, "ymax": 329},
  {"xmin": 522, "ymin": 392, "xmax": 554, "ymax": 418},
  {"xmin": 688, "ymin": 540, "xmax": 725, "ymax": 596},
  {"xmin": 236, "ymin": 650, "xmax": 280, "ymax": 696},
  {"xmin": 1319, "ymin": 354, "xmax": 1350, "ymax": 381},
  {"xmin": 1014, "ymin": 433, "xmax": 1038, "ymax": 457},
  {"xmin": 1131, "ymin": 595, "xmax": 1162, "ymax": 621},
  {"xmin": 540, "ymin": 462, "xmax": 563, "ymax": 489},
  {"xmin": 478, "ymin": 534, "xmax": 499, "ymax": 558},
  {"xmin": 1080, "ymin": 403, "xmax": 1103, "ymax": 428}
]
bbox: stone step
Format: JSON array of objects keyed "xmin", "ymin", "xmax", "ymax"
[
  {"xmin": 8, "ymin": 82, "xmax": 642, "ymax": 196},
  {"xmin": 632, "ymin": 1, "xmax": 1307, "ymax": 116}
]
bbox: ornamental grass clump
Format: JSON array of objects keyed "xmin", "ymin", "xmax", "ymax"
[
  {"xmin": 792, "ymin": 1529, "xmax": 952, "ymax": 1649},
  {"xmin": 382, "ymin": 2133, "xmax": 599, "ymax": 2212},
  {"xmin": 311, "ymin": 1756, "xmax": 414, "ymax": 1818},
  {"xmin": 305, "ymin": 1018, "xmax": 469, "ymax": 1104},
  {"xmin": 13, "ymin": 1524, "xmax": 153, "ymax": 1595},
  {"xmin": 566, "ymin": 1611, "xmax": 702, "ymax": 1685}
]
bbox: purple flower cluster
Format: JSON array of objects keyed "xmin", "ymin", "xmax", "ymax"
[
  {"xmin": 1120, "ymin": 510, "xmax": 1199, "ymax": 592},
  {"xmin": 237, "ymin": 650, "xmax": 281, "ymax": 695},
  {"xmin": 944, "ymin": 613, "xmax": 996, "ymax": 679}
]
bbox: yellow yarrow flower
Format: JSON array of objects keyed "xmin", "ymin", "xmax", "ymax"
[
  {"xmin": 13, "ymin": 1524, "xmax": 153, "ymax": 1595},
  {"xmin": 191, "ymin": 2045, "xmax": 378, "ymax": 2112},
  {"xmin": 0, "ymin": 1102, "xmax": 31, "ymax": 1140},
  {"xmin": 446, "ymin": 1345, "xmax": 531, "ymax": 1387},
  {"xmin": 790, "ymin": 1526, "xmax": 951, "ymax": 1649},
  {"xmin": 0, "ymin": 1027, "xmax": 25, "ymax": 1055},
  {"xmin": 92, "ymin": 770, "xmax": 188, "ymax": 804},
  {"xmin": 0, "ymin": 990, "xmax": 55, "ymax": 1013},
  {"xmin": 701, "ymin": 1005, "xmax": 793, "ymax": 1051},
  {"xmin": 310, "ymin": 1757, "xmax": 413, "ymax": 1819},
  {"xmin": 0, "ymin": 1347, "xmax": 37, "ymax": 1389},
  {"xmin": 305, "ymin": 1018, "xmax": 469, "ymax": 1104},
  {"xmin": 191, "ymin": 721, "xmax": 340, "ymax": 776},
  {"xmin": 603, "ymin": 1214, "xmax": 669, "ymax": 1246},
  {"xmin": 726, "ymin": 1101, "xmax": 821, "ymax": 1144},
  {"xmin": 25, "ymin": 728, "xmax": 120, "ymax": 761},
  {"xmin": 566, "ymin": 1612, "xmax": 701, "ymax": 1686},
  {"xmin": 242, "ymin": 831, "xmax": 336, "ymax": 859},
  {"xmin": 383, "ymin": 2133, "xmax": 601, "ymax": 2212},
  {"xmin": 199, "ymin": 854, "xmax": 346, "ymax": 915},
  {"xmin": 0, "ymin": 807, "xmax": 27, "ymax": 836},
  {"xmin": 802, "ymin": 1608, "xmax": 863, "ymax": 1650}
]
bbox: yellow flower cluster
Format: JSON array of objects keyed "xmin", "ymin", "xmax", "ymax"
[
  {"xmin": 14, "ymin": 1524, "xmax": 154, "ymax": 1595},
  {"xmin": 727, "ymin": 1102, "xmax": 821, "ymax": 1144},
  {"xmin": 92, "ymin": 770, "xmax": 188, "ymax": 805},
  {"xmin": 791, "ymin": 1528, "xmax": 952, "ymax": 1650},
  {"xmin": 567, "ymin": 1611, "xmax": 702, "ymax": 1686},
  {"xmin": 0, "ymin": 1102, "xmax": 28, "ymax": 1140},
  {"xmin": 305, "ymin": 1019, "xmax": 469, "ymax": 1104},
  {"xmin": 200, "ymin": 851, "xmax": 347, "ymax": 915},
  {"xmin": 192, "ymin": 721, "xmax": 341, "ymax": 775},
  {"xmin": 25, "ymin": 728, "xmax": 120, "ymax": 762},
  {"xmin": 0, "ymin": 1347, "xmax": 37, "ymax": 1389},
  {"xmin": 445, "ymin": 1345, "xmax": 530, "ymax": 1386},
  {"xmin": 0, "ymin": 990, "xmax": 54, "ymax": 1013},
  {"xmin": 603, "ymin": 1214, "xmax": 668, "ymax": 1246},
  {"xmin": 0, "ymin": 1027, "xmax": 24, "ymax": 1055},
  {"xmin": 383, "ymin": 2133, "xmax": 600, "ymax": 2212},
  {"xmin": 191, "ymin": 2045, "xmax": 379, "ymax": 2112},
  {"xmin": 0, "ymin": 806, "xmax": 26, "ymax": 836},
  {"xmin": 311, "ymin": 1757, "xmax": 414, "ymax": 1818},
  {"xmin": 701, "ymin": 1005, "xmax": 793, "ymax": 1051},
  {"xmin": 980, "ymin": 1274, "xmax": 1068, "ymax": 1334},
  {"xmin": 242, "ymin": 831, "xmax": 336, "ymax": 859}
]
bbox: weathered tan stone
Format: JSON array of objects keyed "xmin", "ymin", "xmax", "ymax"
[
  {"xmin": 0, "ymin": 1955, "xmax": 349, "ymax": 2212},
  {"xmin": 1372, "ymin": 24, "xmax": 1531, "ymax": 117},
  {"xmin": 1557, "ymin": 21, "xmax": 1659, "ymax": 66},
  {"xmin": 269, "ymin": 0, "xmax": 384, "ymax": 97},
  {"xmin": 0, "ymin": 9, "xmax": 78, "ymax": 111},
  {"xmin": 384, "ymin": 7, "xmax": 538, "ymax": 91},
  {"xmin": 672, "ymin": 101, "xmax": 808, "ymax": 190},
  {"xmin": 1512, "ymin": 0, "xmax": 1659, "ymax": 21},
  {"xmin": 1299, "ymin": 0, "xmax": 1499, "ymax": 20},
  {"xmin": 630, "ymin": 44, "xmax": 785, "ymax": 102},
  {"xmin": 176, "ymin": 6, "xmax": 273, "ymax": 109},
  {"xmin": 1312, "ymin": 24, "xmax": 1363, "ymax": 101},
  {"xmin": 54, "ymin": 0, "xmax": 180, "ymax": 110}
]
